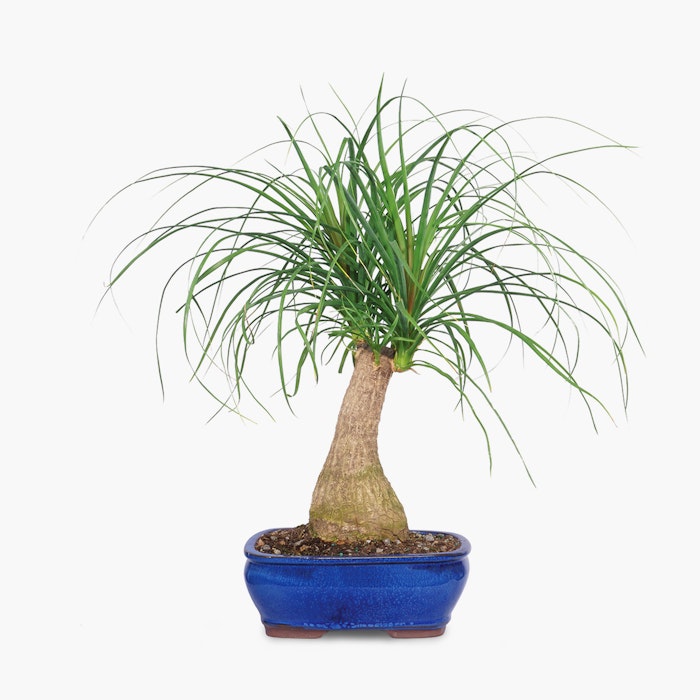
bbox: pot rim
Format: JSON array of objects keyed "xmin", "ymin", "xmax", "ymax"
[{"xmin": 244, "ymin": 528, "xmax": 471, "ymax": 565}]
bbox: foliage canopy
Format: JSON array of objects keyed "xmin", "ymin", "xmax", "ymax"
[{"xmin": 101, "ymin": 81, "xmax": 639, "ymax": 471}]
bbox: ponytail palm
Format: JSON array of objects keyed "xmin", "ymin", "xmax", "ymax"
[{"xmin": 102, "ymin": 83, "xmax": 637, "ymax": 541}]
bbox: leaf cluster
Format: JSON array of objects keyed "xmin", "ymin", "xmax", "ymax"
[{"xmin": 101, "ymin": 80, "xmax": 639, "ymax": 470}]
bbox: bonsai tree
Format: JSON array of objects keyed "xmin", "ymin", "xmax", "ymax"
[{"xmin": 98, "ymin": 82, "xmax": 638, "ymax": 544}]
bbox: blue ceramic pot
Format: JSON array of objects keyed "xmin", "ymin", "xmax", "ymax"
[{"xmin": 244, "ymin": 528, "xmax": 471, "ymax": 638}]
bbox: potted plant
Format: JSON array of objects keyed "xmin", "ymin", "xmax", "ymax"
[{"xmin": 96, "ymin": 81, "xmax": 638, "ymax": 638}]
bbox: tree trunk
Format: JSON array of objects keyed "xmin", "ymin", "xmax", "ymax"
[{"xmin": 308, "ymin": 343, "xmax": 409, "ymax": 541}]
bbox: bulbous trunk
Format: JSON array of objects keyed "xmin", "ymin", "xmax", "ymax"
[{"xmin": 308, "ymin": 343, "xmax": 409, "ymax": 542}]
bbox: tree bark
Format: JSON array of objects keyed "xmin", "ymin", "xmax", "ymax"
[{"xmin": 308, "ymin": 343, "xmax": 409, "ymax": 541}]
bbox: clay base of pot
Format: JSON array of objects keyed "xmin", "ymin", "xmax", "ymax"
[
  {"xmin": 387, "ymin": 627, "xmax": 445, "ymax": 638},
  {"xmin": 264, "ymin": 624, "xmax": 445, "ymax": 639}
]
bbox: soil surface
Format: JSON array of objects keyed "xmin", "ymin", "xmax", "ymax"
[{"xmin": 255, "ymin": 524, "xmax": 461, "ymax": 557}]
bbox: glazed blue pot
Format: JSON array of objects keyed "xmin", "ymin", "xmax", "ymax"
[{"xmin": 244, "ymin": 528, "xmax": 471, "ymax": 638}]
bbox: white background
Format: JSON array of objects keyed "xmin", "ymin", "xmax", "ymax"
[{"xmin": 2, "ymin": 1, "xmax": 698, "ymax": 698}]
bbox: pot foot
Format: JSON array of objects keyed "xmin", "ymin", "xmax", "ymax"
[
  {"xmin": 264, "ymin": 624, "xmax": 326, "ymax": 638},
  {"xmin": 387, "ymin": 627, "xmax": 445, "ymax": 638}
]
